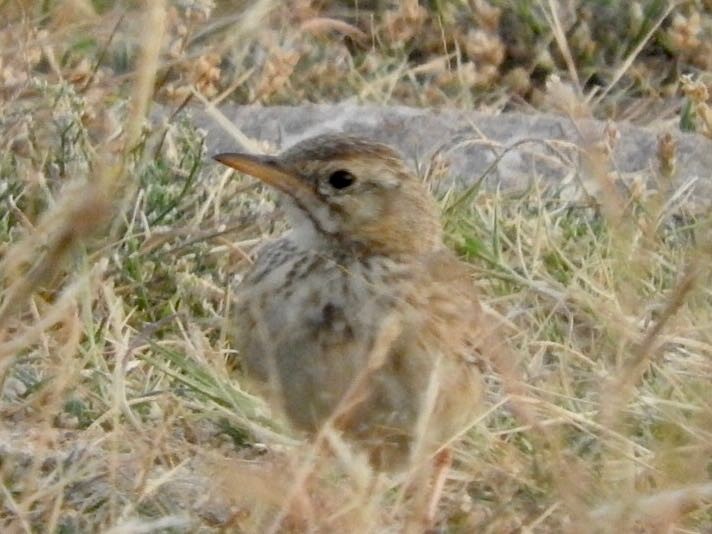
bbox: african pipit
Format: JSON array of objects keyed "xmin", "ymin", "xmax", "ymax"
[{"xmin": 214, "ymin": 134, "xmax": 489, "ymax": 475}]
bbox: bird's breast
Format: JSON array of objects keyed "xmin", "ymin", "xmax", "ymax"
[
  {"xmin": 231, "ymin": 238, "xmax": 485, "ymax": 466},
  {"xmin": 233, "ymin": 239, "xmax": 413, "ymax": 425},
  {"xmin": 240, "ymin": 240, "xmax": 405, "ymax": 334}
]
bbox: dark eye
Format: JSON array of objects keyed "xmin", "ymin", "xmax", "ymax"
[{"xmin": 328, "ymin": 169, "xmax": 356, "ymax": 190}]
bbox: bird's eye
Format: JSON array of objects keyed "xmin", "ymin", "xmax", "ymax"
[{"xmin": 328, "ymin": 170, "xmax": 356, "ymax": 190}]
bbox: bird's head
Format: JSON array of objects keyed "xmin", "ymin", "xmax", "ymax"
[{"xmin": 214, "ymin": 134, "xmax": 442, "ymax": 256}]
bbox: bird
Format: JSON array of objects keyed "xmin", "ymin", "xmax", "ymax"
[{"xmin": 213, "ymin": 134, "xmax": 489, "ymax": 479}]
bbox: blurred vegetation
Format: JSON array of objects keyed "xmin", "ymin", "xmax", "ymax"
[
  {"xmin": 2, "ymin": 0, "xmax": 712, "ymax": 118},
  {"xmin": 0, "ymin": 1, "xmax": 711, "ymax": 532}
]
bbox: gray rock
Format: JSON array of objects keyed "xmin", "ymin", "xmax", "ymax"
[{"xmin": 188, "ymin": 104, "xmax": 711, "ymax": 211}]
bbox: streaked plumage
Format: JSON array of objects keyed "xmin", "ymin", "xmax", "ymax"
[{"xmin": 215, "ymin": 134, "xmax": 487, "ymax": 470}]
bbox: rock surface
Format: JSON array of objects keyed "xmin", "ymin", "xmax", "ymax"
[{"xmin": 188, "ymin": 104, "xmax": 711, "ymax": 210}]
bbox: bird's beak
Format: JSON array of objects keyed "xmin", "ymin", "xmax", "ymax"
[{"xmin": 213, "ymin": 152, "xmax": 312, "ymax": 197}]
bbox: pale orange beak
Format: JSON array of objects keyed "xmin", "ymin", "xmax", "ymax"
[{"xmin": 213, "ymin": 153, "xmax": 312, "ymax": 198}]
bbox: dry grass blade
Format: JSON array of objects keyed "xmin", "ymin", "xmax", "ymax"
[{"xmin": 542, "ymin": 0, "xmax": 581, "ymax": 92}]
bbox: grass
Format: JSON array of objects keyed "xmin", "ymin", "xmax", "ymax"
[{"xmin": 1, "ymin": 0, "xmax": 712, "ymax": 532}]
